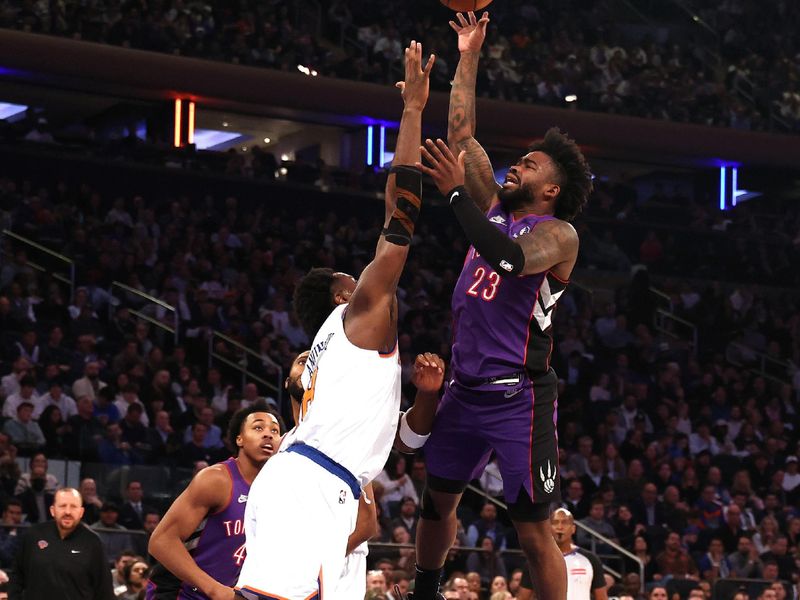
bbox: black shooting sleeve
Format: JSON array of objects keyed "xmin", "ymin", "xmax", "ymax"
[{"xmin": 447, "ymin": 185, "xmax": 525, "ymax": 277}]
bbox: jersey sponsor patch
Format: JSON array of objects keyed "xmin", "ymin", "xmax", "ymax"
[{"xmin": 37, "ymin": 540, "xmax": 48, "ymax": 550}]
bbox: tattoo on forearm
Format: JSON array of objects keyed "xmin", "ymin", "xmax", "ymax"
[
  {"xmin": 448, "ymin": 53, "xmax": 478, "ymax": 141},
  {"xmin": 459, "ymin": 138, "xmax": 499, "ymax": 213}
]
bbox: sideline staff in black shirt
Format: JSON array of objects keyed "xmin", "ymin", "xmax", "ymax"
[{"xmin": 10, "ymin": 487, "xmax": 113, "ymax": 600}]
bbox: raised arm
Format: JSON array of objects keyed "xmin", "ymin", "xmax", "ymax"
[
  {"xmin": 345, "ymin": 42, "xmax": 434, "ymax": 352},
  {"xmin": 148, "ymin": 466, "xmax": 233, "ymax": 600},
  {"xmin": 447, "ymin": 12, "xmax": 501, "ymax": 213}
]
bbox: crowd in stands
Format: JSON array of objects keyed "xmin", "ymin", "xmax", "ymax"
[
  {"xmin": 0, "ymin": 144, "xmax": 799, "ymax": 600},
  {"xmin": 3, "ymin": 0, "xmax": 800, "ymax": 132}
]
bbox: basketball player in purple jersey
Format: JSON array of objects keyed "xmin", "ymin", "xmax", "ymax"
[
  {"xmin": 407, "ymin": 12, "xmax": 593, "ymax": 600},
  {"xmin": 146, "ymin": 406, "xmax": 281, "ymax": 600}
]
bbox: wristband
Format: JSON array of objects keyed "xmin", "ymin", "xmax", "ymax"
[{"xmin": 398, "ymin": 411, "xmax": 430, "ymax": 450}]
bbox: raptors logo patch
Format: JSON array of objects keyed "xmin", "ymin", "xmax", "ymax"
[
  {"xmin": 37, "ymin": 540, "xmax": 48, "ymax": 550},
  {"xmin": 539, "ymin": 460, "xmax": 556, "ymax": 494}
]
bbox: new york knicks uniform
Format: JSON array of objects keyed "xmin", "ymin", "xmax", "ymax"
[
  {"xmin": 333, "ymin": 541, "xmax": 368, "ymax": 599},
  {"xmin": 236, "ymin": 303, "xmax": 401, "ymax": 600},
  {"xmin": 146, "ymin": 457, "xmax": 250, "ymax": 599},
  {"xmin": 425, "ymin": 205, "xmax": 565, "ymax": 507}
]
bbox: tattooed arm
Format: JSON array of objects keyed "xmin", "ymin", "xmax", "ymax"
[{"xmin": 447, "ymin": 11, "xmax": 501, "ymax": 213}]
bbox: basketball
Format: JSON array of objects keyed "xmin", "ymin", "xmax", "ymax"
[{"xmin": 439, "ymin": 0, "xmax": 494, "ymax": 11}]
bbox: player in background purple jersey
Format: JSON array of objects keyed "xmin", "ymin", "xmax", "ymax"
[
  {"xmin": 146, "ymin": 405, "xmax": 281, "ymax": 600},
  {"xmin": 407, "ymin": 12, "xmax": 593, "ymax": 600}
]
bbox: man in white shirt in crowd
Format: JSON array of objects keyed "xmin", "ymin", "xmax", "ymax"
[
  {"xmin": 0, "ymin": 357, "xmax": 31, "ymax": 399},
  {"xmin": 72, "ymin": 361, "xmax": 107, "ymax": 401},
  {"xmin": 114, "ymin": 383, "xmax": 149, "ymax": 426},
  {"xmin": 2, "ymin": 377, "xmax": 39, "ymax": 419},
  {"xmin": 33, "ymin": 380, "xmax": 77, "ymax": 420}
]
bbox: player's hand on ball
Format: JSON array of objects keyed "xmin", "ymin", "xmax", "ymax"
[
  {"xmin": 449, "ymin": 11, "xmax": 489, "ymax": 54},
  {"xmin": 416, "ymin": 138, "xmax": 466, "ymax": 196},
  {"xmin": 412, "ymin": 352, "xmax": 445, "ymax": 393},
  {"xmin": 395, "ymin": 41, "xmax": 435, "ymax": 111}
]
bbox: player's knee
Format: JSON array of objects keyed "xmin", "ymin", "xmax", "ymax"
[
  {"xmin": 419, "ymin": 487, "xmax": 460, "ymax": 521},
  {"xmin": 420, "ymin": 488, "xmax": 443, "ymax": 521},
  {"xmin": 515, "ymin": 519, "xmax": 555, "ymax": 557}
]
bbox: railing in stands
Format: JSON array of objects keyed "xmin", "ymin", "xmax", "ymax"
[
  {"xmin": 208, "ymin": 330, "xmax": 284, "ymax": 415},
  {"xmin": 0, "ymin": 231, "xmax": 283, "ymax": 411},
  {"xmin": 725, "ymin": 341, "xmax": 794, "ymax": 386},
  {"xmin": 655, "ymin": 308, "xmax": 698, "ymax": 355},
  {"xmin": 1, "ymin": 228, "xmax": 75, "ymax": 301},
  {"xmin": 464, "ymin": 484, "xmax": 645, "ymax": 593},
  {"xmin": 649, "ymin": 286, "xmax": 698, "ymax": 357},
  {"xmin": 109, "ymin": 280, "xmax": 179, "ymax": 346}
]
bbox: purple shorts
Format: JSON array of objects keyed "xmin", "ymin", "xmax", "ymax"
[{"xmin": 424, "ymin": 369, "xmax": 561, "ymax": 505}]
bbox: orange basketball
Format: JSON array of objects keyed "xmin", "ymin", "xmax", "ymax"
[{"xmin": 439, "ymin": 0, "xmax": 494, "ymax": 11}]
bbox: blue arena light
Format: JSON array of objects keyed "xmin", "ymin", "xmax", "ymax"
[
  {"xmin": 379, "ymin": 125, "xmax": 386, "ymax": 167},
  {"xmin": 719, "ymin": 166, "xmax": 726, "ymax": 211},
  {"xmin": 366, "ymin": 125, "xmax": 374, "ymax": 166},
  {"xmin": 0, "ymin": 102, "xmax": 27, "ymax": 121},
  {"xmin": 193, "ymin": 128, "xmax": 243, "ymax": 150}
]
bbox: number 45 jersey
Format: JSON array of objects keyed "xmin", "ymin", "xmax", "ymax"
[
  {"xmin": 451, "ymin": 206, "xmax": 568, "ymax": 381},
  {"xmin": 146, "ymin": 457, "xmax": 250, "ymax": 600}
]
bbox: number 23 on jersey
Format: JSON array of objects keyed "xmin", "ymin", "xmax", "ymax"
[{"xmin": 466, "ymin": 266, "xmax": 501, "ymax": 301}]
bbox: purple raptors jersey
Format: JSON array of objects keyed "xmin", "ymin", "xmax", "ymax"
[
  {"xmin": 451, "ymin": 204, "xmax": 568, "ymax": 381},
  {"xmin": 146, "ymin": 457, "xmax": 250, "ymax": 599}
]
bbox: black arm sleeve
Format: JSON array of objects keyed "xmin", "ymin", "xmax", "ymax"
[{"xmin": 447, "ymin": 186, "xmax": 525, "ymax": 277}]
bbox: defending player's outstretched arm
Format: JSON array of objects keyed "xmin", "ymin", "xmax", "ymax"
[
  {"xmin": 447, "ymin": 11, "xmax": 501, "ymax": 213},
  {"xmin": 148, "ymin": 466, "xmax": 236, "ymax": 600},
  {"xmin": 395, "ymin": 352, "xmax": 445, "ymax": 454},
  {"xmin": 345, "ymin": 41, "xmax": 434, "ymax": 352},
  {"xmin": 417, "ymin": 139, "xmax": 578, "ymax": 278}
]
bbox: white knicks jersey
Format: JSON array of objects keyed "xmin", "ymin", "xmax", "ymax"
[
  {"xmin": 281, "ymin": 304, "xmax": 401, "ymax": 487},
  {"xmin": 565, "ymin": 547, "xmax": 606, "ymax": 600}
]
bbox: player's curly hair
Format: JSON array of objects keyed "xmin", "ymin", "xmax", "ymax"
[
  {"xmin": 528, "ymin": 127, "xmax": 593, "ymax": 222},
  {"xmin": 227, "ymin": 403, "xmax": 283, "ymax": 454},
  {"xmin": 293, "ymin": 267, "xmax": 336, "ymax": 339}
]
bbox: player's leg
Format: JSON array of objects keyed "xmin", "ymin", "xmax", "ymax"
[
  {"xmin": 413, "ymin": 383, "xmax": 491, "ymax": 599},
  {"xmin": 492, "ymin": 371, "xmax": 563, "ymax": 600},
  {"xmin": 236, "ymin": 452, "xmax": 356, "ymax": 599},
  {"xmin": 509, "ymin": 495, "xmax": 566, "ymax": 600},
  {"xmin": 413, "ymin": 480, "xmax": 464, "ymax": 599}
]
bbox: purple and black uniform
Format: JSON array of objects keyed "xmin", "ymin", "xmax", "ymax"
[
  {"xmin": 425, "ymin": 204, "xmax": 564, "ymax": 506},
  {"xmin": 146, "ymin": 458, "xmax": 250, "ymax": 599}
]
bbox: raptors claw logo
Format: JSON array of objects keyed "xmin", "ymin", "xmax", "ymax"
[{"xmin": 539, "ymin": 460, "xmax": 556, "ymax": 494}]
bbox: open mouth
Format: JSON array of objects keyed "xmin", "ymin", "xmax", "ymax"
[
  {"xmin": 503, "ymin": 173, "xmax": 519, "ymax": 186},
  {"xmin": 260, "ymin": 442, "xmax": 275, "ymax": 455}
]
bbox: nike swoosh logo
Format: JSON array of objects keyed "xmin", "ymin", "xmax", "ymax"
[
  {"xmin": 238, "ymin": 494, "xmax": 248, "ymax": 503},
  {"xmin": 504, "ymin": 388, "xmax": 523, "ymax": 398},
  {"xmin": 449, "ymin": 191, "xmax": 460, "ymax": 204},
  {"xmin": 71, "ymin": 550, "xmax": 81, "ymax": 554}
]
